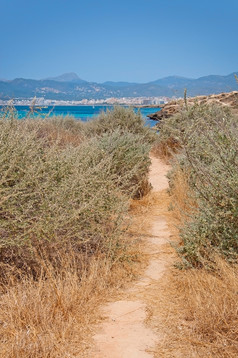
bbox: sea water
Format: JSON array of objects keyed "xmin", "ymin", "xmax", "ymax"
[{"xmin": 0, "ymin": 105, "xmax": 160, "ymax": 127}]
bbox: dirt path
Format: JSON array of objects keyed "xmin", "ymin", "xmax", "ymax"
[{"xmin": 91, "ymin": 156, "xmax": 175, "ymax": 358}]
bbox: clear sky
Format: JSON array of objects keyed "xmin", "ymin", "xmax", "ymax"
[{"xmin": 0, "ymin": 0, "xmax": 237, "ymax": 82}]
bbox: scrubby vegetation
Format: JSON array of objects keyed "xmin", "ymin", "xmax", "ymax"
[
  {"xmin": 2, "ymin": 100, "xmax": 238, "ymax": 356},
  {"xmin": 154, "ymin": 101, "xmax": 238, "ymax": 357},
  {"xmin": 0, "ymin": 106, "xmax": 155, "ymax": 357},
  {"xmin": 0, "ymin": 107, "xmax": 153, "ymax": 271},
  {"xmin": 83, "ymin": 106, "xmax": 156, "ymax": 141},
  {"xmin": 158, "ymin": 103, "xmax": 238, "ymax": 267}
]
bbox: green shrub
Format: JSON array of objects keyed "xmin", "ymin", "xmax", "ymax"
[
  {"xmin": 163, "ymin": 104, "xmax": 238, "ymax": 267},
  {"xmin": 85, "ymin": 130, "xmax": 151, "ymax": 196},
  {"xmin": 83, "ymin": 106, "xmax": 156, "ymax": 143},
  {"xmin": 0, "ymin": 112, "xmax": 152, "ymax": 273}
]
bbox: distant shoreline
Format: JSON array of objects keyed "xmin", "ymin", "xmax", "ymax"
[{"xmin": 0, "ymin": 104, "xmax": 161, "ymax": 109}]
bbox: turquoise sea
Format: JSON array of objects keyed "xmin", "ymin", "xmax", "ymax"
[{"xmin": 0, "ymin": 105, "xmax": 160, "ymax": 127}]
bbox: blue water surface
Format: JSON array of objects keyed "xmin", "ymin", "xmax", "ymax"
[{"xmin": 0, "ymin": 105, "xmax": 160, "ymax": 127}]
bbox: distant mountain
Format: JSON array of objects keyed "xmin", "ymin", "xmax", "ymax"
[
  {"xmin": 185, "ymin": 72, "xmax": 237, "ymax": 96},
  {"xmin": 44, "ymin": 72, "xmax": 86, "ymax": 83},
  {"xmin": 0, "ymin": 72, "xmax": 237, "ymax": 100},
  {"xmin": 149, "ymin": 75, "xmax": 193, "ymax": 88},
  {"xmin": 102, "ymin": 81, "xmax": 138, "ymax": 87}
]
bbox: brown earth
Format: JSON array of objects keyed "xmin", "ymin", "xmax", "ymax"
[{"xmin": 89, "ymin": 156, "xmax": 178, "ymax": 357}]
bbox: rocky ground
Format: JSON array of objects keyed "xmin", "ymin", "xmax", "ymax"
[{"xmin": 148, "ymin": 91, "xmax": 238, "ymax": 121}]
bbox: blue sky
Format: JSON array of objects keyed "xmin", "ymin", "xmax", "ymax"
[{"xmin": 0, "ymin": 0, "xmax": 237, "ymax": 82}]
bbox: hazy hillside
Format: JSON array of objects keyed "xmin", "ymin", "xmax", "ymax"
[
  {"xmin": 44, "ymin": 72, "xmax": 87, "ymax": 83},
  {"xmin": 0, "ymin": 72, "xmax": 237, "ymax": 100}
]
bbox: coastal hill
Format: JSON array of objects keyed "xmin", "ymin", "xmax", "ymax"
[
  {"xmin": 0, "ymin": 72, "xmax": 237, "ymax": 101},
  {"xmin": 147, "ymin": 91, "xmax": 238, "ymax": 121}
]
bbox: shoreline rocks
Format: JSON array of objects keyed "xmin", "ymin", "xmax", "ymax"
[{"xmin": 147, "ymin": 91, "xmax": 238, "ymax": 121}]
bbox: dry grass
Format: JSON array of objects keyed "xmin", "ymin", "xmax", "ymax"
[
  {"xmin": 35, "ymin": 122, "xmax": 83, "ymax": 147},
  {"xmin": 152, "ymin": 259, "xmax": 238, "ymax": 358},
  {"xmin": 0, "ymin": 257, "xmax": 103, "ymax": 358},
  {"xmin": 0, "ymin": 188, "xmax": 144, "ymax": 358},
  {"xmin": 150, "ymin": 164, "xmax": 238, "ymax": 357},
  {"xmin": 152, "ymin": 138, "xmax": 180, "ymax": 161},
  {"xmin": 168, "ymin": 166, "xmax": 198, "ymax": 224},
  {"xmin": 129, "ymin": 192, "xmax": 158, "ymax": 232},
  {"xmin": 177, "ymin": 258, "xmax": 238, "ymax": 356},
  {"xmin": 0, "ymin": 245, "xmax": 141, "ymax": 358}
]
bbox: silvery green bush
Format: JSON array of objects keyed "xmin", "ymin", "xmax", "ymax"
[
  {"xmin": 161, "ymin": 104, "xmax": 238, "ymax": 266},
  {"xmin": 83, "ymin": 106, "xmax": 156, "ymax": 142},
  {"xmin": 0, "ymin": 107, "xmax": 153, "ymax": 273}
]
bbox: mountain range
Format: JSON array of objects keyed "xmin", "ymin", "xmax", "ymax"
[{"xmin": 0, "ymin": 72, "xmax": 237, "ymax": 100}]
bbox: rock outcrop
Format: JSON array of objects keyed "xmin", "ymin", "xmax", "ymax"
[{"xmin": 148, "ymin": 91, "xmax": 238, "ymax": 121}]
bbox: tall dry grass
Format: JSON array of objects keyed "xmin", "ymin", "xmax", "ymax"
[
  {"xmin": 152, "ymin": 137, "xmax": 181, "ymax": 161},
  {"xmin": 167, "ymin": 164, "xmax": 197, "ymax": 224},
  {"xmin": 0, "ymin": 249, "xmax": 141, "ymax": 358},
  {"xmin": 158, "ymin": 159, "xmax": 238, "ymax": 357},
  {"xmin": 178, "ymin": 258, "xmax": 238, "ymax": 357},
  {"xmin": 153, "ymin": 259, "xmax": 238, "ymax": 358}
]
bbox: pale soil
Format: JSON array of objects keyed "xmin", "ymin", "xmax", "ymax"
[{"xmin": 90, "ymin": 156, "xmax": 178, "ymax": 358}]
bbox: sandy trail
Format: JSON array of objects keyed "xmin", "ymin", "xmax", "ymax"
[{"xmin": 91, "ymin": 156, "xmax": 173, "ymax": 358}]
